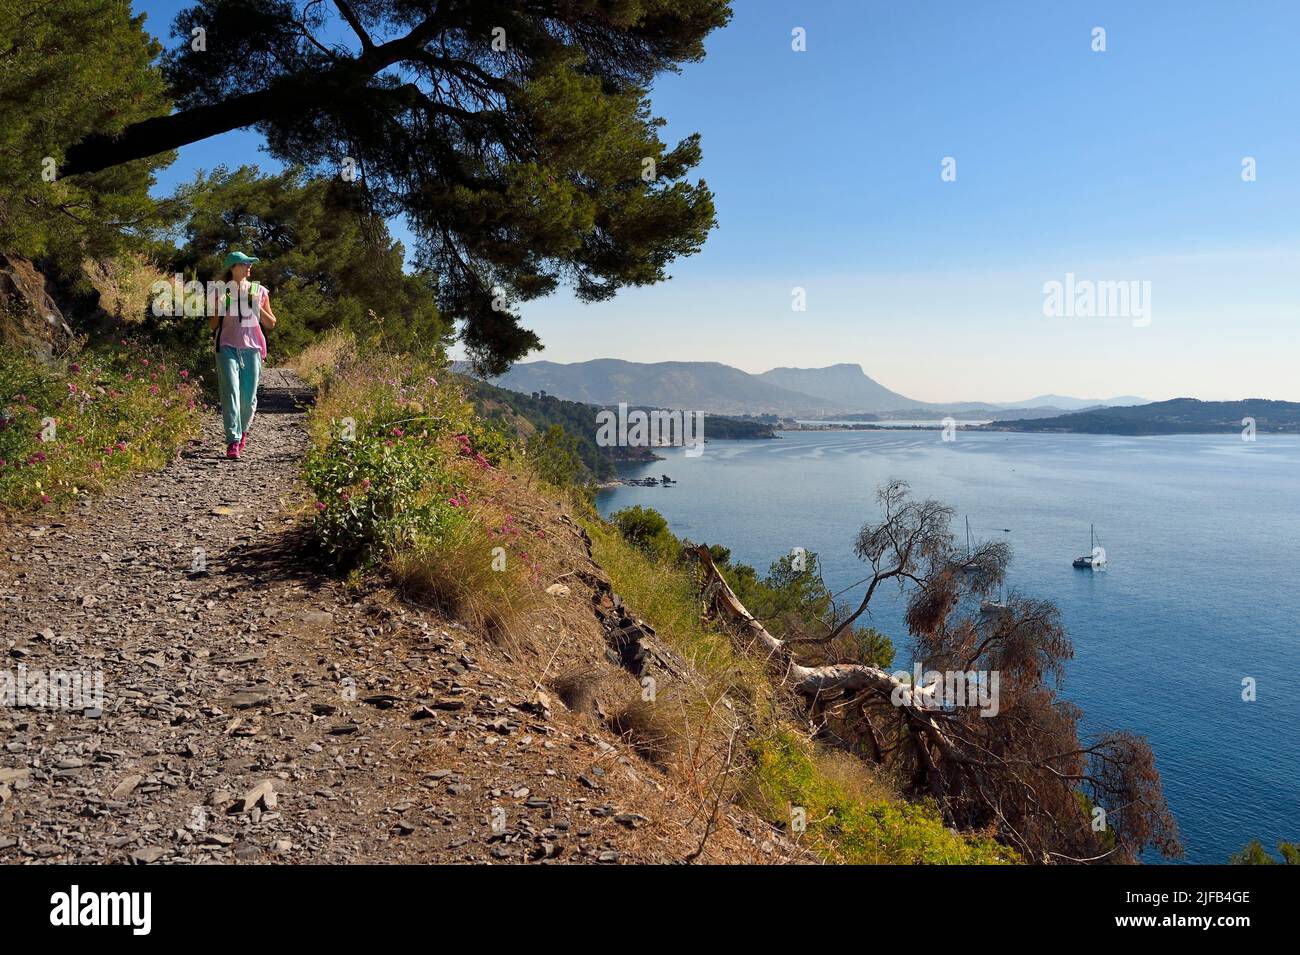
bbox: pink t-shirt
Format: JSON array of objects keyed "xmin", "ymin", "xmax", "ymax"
[{"xmin": 217, "ymin": 282, "xmax": 269, "ymax": 358}]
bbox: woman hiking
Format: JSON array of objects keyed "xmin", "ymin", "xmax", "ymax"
[{"xmin": 210, "ymin": 251, "xmax": 277, "ymax": 460}]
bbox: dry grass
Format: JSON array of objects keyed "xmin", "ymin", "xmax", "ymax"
[
  {"xmin": 389, "ymin": 518, "xmax": 538, "ymax": 649},
  {"xmin": 580, "ymin": 516, "xmax": 784, "ymax": 821},
  {"xmin": 609, "ymin": 694, "xmax": 691, "ymax": 767},
  {"xmin": 82, "ymin": 252, "xmax": 167, "ymax": 323},
  {"xmin": 581, "ymin": 518, "xmax": 775, "ymax": 710},
  {"xmin": 287, "ymin": 328, "xmax": 358, "ymax": 388},
  {"xmin": 809, "ymin": 746, "xmax": 900, "ymax": 806},
  {"xmin": 550, "ymin": 667, "xmax": 602, "ymax": 716}
]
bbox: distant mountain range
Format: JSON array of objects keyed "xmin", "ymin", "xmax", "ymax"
[
  {"xmin": 756, "ymin": 364, "xmax": 916, "ymax": 413},
  {"xmin": 987, "ymin": 398, "xmax": 1300, "ymax": 435},
  {"xmin": 476, "ymin": 358, "xmax": 1149, "ymax": 418},
  {"xmin": 1006, "ymin": 393, "xmax": 1149, "ymax": 411},
  {"xmin": 481, "ymin": 359, "xmax": 824, "ymax": 416}
]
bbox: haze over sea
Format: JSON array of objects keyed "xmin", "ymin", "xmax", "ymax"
[{"xmin": 597, "ymin": 429, "xmax": 1300, "ymax": 864}]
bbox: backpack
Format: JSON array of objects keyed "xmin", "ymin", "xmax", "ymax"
[{"xmin": 213, "ymin": 280, "xmax": 262, "ymax": 353}]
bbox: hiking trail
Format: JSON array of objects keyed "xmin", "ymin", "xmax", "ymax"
[{"xmin": 0, "ymin": 370, "xmax": 804, "ymax": 864}]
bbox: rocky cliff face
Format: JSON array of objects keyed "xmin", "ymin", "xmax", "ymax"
[{"xmin": 0, "ymin": 253, "xmax": 73, "ymax": 360}]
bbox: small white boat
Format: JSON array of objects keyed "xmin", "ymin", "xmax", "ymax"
[
  {"xmin": 980, "ymin": 584, "xmax": 1008, "ymax": 616},
  {"xmin": 1073, "ymin": 524, "xmax": 1106, "ymax": 569}
]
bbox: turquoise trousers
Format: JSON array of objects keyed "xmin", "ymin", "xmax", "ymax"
[{"xmin": 216, "ymin": 346, "xmax": 262, "ymax": 444}]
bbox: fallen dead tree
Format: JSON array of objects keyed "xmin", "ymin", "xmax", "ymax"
[
  {"xmin": 690, "ymin": 480, "xmax": 1182, "ymax": 864},
  {"xmin": 694, "ymin": 543, "xmax": 954, "ymax": 740}
]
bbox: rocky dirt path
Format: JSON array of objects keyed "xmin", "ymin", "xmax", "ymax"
[{"xmin": 0, "ymin": 370, "xmax": 804, "ymax": 865}]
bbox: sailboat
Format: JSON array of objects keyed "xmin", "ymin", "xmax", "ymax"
[
  {"xmin": 1072, "ymin": 524, "xmax": 1106, "ymax": 569},
  {"xmin": 980, "ymin": 583, "xmax": 1008, "ymax": 616},
  {"xmin": 960, "ymin": 516, "xmax": 980, "ymax": 573}
]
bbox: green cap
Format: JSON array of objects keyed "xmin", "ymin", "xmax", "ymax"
[{"xmin": 222, "ymin": 250, "xmax": 260, "ymax": 268}]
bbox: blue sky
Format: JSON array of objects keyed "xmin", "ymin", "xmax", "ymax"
[{"xmin": 135, "ymin": 0, "xmax": 1300, "ymax": 402}]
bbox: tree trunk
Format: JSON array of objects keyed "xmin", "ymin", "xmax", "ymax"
[{"xmin": 692, "ymin": 545, "xmax": 956, "ymax": 745}]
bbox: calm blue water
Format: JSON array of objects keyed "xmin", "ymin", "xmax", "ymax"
[{"xmin": 597, "ymin": 430, "xmax": 1300, "ymax": 864}]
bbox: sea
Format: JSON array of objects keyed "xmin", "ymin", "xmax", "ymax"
[{"xmin": 596, "ymin": 428, "xmax": 1300, "ymax": 864}]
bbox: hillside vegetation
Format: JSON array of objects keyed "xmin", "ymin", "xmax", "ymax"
[
  {"xmin": 463, "ymin": 375, "xmax": 778, "ymax": 484},
  {"xmin": 990, "ymin": 398, "xmax": 1300, "ymax": 434},
  {"xmin": 297, "ymin": 341, "xmax": 1016, "ymax": 864},
  {"xmin": 0, "ymin": 327, "xmax": 201, "ymax": 512}
]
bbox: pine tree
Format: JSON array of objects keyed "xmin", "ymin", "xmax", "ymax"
[
  {"xmin": 0, "ymin": 0, "xmax": 173, "ymax": 272},
  {"xmin": 166, "ymin": 165, "xmax": 449, "ymax": 355},
  {"xmin": 58, "ymin": 0, "xmax": 731, "ymax": 372}
]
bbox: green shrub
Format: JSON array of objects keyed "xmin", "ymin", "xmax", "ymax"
[
  {"xmin": 303, "ymin": 356, "xmax": 473, "ymax": 561},
  {"xmin": 1231, "ymin": 840, "xmax": 1300, "ymax": 865},
  {"xmin": 610, "ymin": 504, "xmax": 678, "ymax": 560},
  {"xmin": 746, "ymin": 728, "xmax": 1015, "ymax": 865},
  {"xmin": 527, "ymin": 423, "xmax": 584, "ymax": 487},
  {"xmin": 301, "ymin": 352, "xmax": 539, "ymax": 636},
  {"xmin": 301, "ymin": 425, "xmax": 467, "ymax": 564},
  {"xmin": 301, "ymin": 353, "xmax": 520, "ymax": 553},
  {"xmin": 466, "ymin": 416, "xmax": 515, "ymax": 469}
]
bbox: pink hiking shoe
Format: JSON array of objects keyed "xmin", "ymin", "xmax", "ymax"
[{"xmin": 226, "ymin": 442, "xmax": 241, "ymax": 460}]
